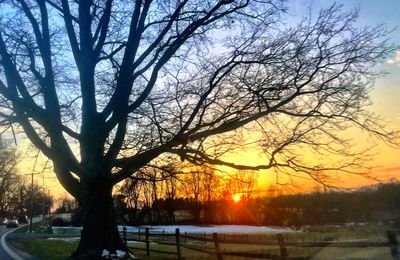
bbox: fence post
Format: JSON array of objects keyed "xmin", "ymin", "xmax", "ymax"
[
  {"xmin": 138, "ymin": 228, "xmax": 141, "ymax": 241},
  {"xmin": 387, "ymin": 230, "xmax": 400, "ymax": 260},
  {"xmin": 176, "ymin": 228, "xmax": 182, "ymax": 260},
  {"xmin": 123, "ymin": 226, "xmax": 127, "ymax": 246},
  {"xmin": 185, "ymin": 231, "xmax": 187, "ymax": 244},
  {"xmin": 213, "ymin": 233, "xmax": 223, "ymax": 260},
  {"xmin": 277, "ymin": 234, "xmax": 287, "ymax": 259},
  {"xmin": 145, "ymin": 228, "xmax": 150, "ymax": 256}
]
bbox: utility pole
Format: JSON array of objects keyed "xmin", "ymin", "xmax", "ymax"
[
  {"xmin": 26, "ymin": 171, "xmax": 40, "ymax": 233},
  {"xmin": 40, "ymin": 159, "xmax": 51, "ymax": 225},
  {"xmin": 26, "ymin": 151, "xmax": 40, "ymax": 233},
  {"xmin": 42, "ymin": 172, "xmax": 45, "ymax": 225},
  {"xmin": 29, "ymin": 171, "xmax": 34, "ymax": 233}
]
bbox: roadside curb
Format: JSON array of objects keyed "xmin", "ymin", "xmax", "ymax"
[
  {"xmin": 1, "ymin": 224, "xmax": 28, "ymax": 260},
  {"xmin": 1, "ymin": 222, "xmax": 39, "ymax": 260}
]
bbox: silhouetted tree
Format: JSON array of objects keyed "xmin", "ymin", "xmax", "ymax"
[
  {"xmin": 0, "ymin": 1, "xmax": 397, "ymax": 257},
  {"xmin": 55, "ymin": 197, "xmax": 78, "ymax": 213},
  {"xmin": 0, "ymin": 141, "xmax": 20, "ymax": 216}
]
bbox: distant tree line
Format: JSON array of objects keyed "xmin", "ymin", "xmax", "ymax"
[
  {"xmin": 0, "ymin": 139, "xmax": 53, "ymax": 219},
  {"xmin": 264, "ymin": 181, "xmax": 400, "ymax": 226},
  {"xmin": 112, "ymin": 178, "xmax": 400, "ymax": 226},
  {"xmin": 56, "ymin": 163, "xmax": 400, "ymax": 227}
]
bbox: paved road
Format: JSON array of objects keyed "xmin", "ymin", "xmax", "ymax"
[{"xmin": 0, "ymin": 224, "xmax": 18, "ymax": 260}]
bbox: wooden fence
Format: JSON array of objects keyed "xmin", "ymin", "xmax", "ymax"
[{"xmin": 120, "ymin": 228, "xmax": 400, "ymax": 260}]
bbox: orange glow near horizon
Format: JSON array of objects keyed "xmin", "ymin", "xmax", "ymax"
[{"xmin": 233, "ymin": 194, "xmax": 241, "ymax": 203}]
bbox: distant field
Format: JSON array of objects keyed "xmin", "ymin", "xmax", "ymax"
[
  {"xmin": 127, "ymin": 241, "xmax": 393, "ymax": 260},
  {"xmin": 9, "ymin": 223, "xmax": 397, "ymax": 259},
  {"xmin": 9, "ymin": 239, "xmax": 77, "ymax": 260},
  {"xmin": 121, "ymin": 224, "xmax": 293, "ymax": 234},
  {"xmin": 10, "ymin": 238, "xmax": 393, "ymax": 259}
]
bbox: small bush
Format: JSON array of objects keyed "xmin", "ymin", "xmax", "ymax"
[{"xmin": 51, "ymin": 217, "xmax": 68, "ymax": 227}]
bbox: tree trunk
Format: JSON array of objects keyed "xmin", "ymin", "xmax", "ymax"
[{"xmin": 71, "ymin": 180, "xmax": 129, "ymax": 259}]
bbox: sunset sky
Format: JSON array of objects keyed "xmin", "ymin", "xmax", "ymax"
[
  {"xmin": 255, "ymin": 0, "xmax": 400, "ymax": 192},
  {"xmin": 14, "ymin": 0, "xmax": 400, "ymax": 200},
  {"xmin": 237, "ymin": 0, "xmax": 400, "ymax": 192}
]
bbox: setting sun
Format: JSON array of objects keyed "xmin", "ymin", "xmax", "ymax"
[{"xmin": 233, "ymin": 194, "xmax": 241, "ymax": 203}]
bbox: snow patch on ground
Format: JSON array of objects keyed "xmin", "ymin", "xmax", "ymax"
[
  {"xmin": 52, "ymin": 224, "xmax": 294, "ymax": 235},
  {"xmin": 101, "ymin": 249, "xmax": 136, "ymax": 259},
  {"xmin": 52, "ymin": 226, "xmax": 82, "ymax": 234},
  {"xmin": 101, "ymin": 249, "xmax": 110, "ymax": 257},
  {"xmin": 47, "ymin": 237, "xmax": 80, "ymax": 242},
  {"xmin": 118, "ymin": 225, "xmax": 295, "ymax": 234},
  {"xmin": 116, "ymin": 250, "xmax": 127, "ymax": 257}
]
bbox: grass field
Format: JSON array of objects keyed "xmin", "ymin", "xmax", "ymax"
[
  {"xmin": 9, "ymin": 238, "xmax": 393, "ymax": 259},
  {"xmin": 8, "ymin": 223, "xmax": 396, "ymax": 259},
  {"xmin": 10, "ymin": 239, "xmax": 78, "ymax": 260},
  {"xmin": 14, "ymin": 222, "xmax": 48, "ymax": 233}
]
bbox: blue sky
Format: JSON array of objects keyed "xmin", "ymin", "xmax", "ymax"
[{"xmin": 287, "ymin": 0, "xmax": 400, "ymax": 39}]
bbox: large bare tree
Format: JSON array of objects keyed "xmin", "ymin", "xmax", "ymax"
[{"xmin": 0, "ymin": 0, "xmax": 397, "ymax": 258}]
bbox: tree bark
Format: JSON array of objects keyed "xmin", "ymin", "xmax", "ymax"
[{"xmin": 71, "ymin": 180, "xmax": 128, "ymax": 259}]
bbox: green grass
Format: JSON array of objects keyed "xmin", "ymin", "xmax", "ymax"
[
  {"xmin": 14, "ymin": 221, "xmax": 48, "ymax": 233},
  {"xmin": 10, "ymin": 239, "xmax": 78, "ymax": 260},
  {"xmin": 12, "ymin": 238, "xmax": 391, "ymax": 260},
  {"xmin": 128, "ymin": 242, "xmax": 212, "ymax": 259}
]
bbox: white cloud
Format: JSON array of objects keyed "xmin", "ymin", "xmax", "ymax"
[{"xmin": 387, "ymin": 49, "xmax": 400, "ymax": 65}]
